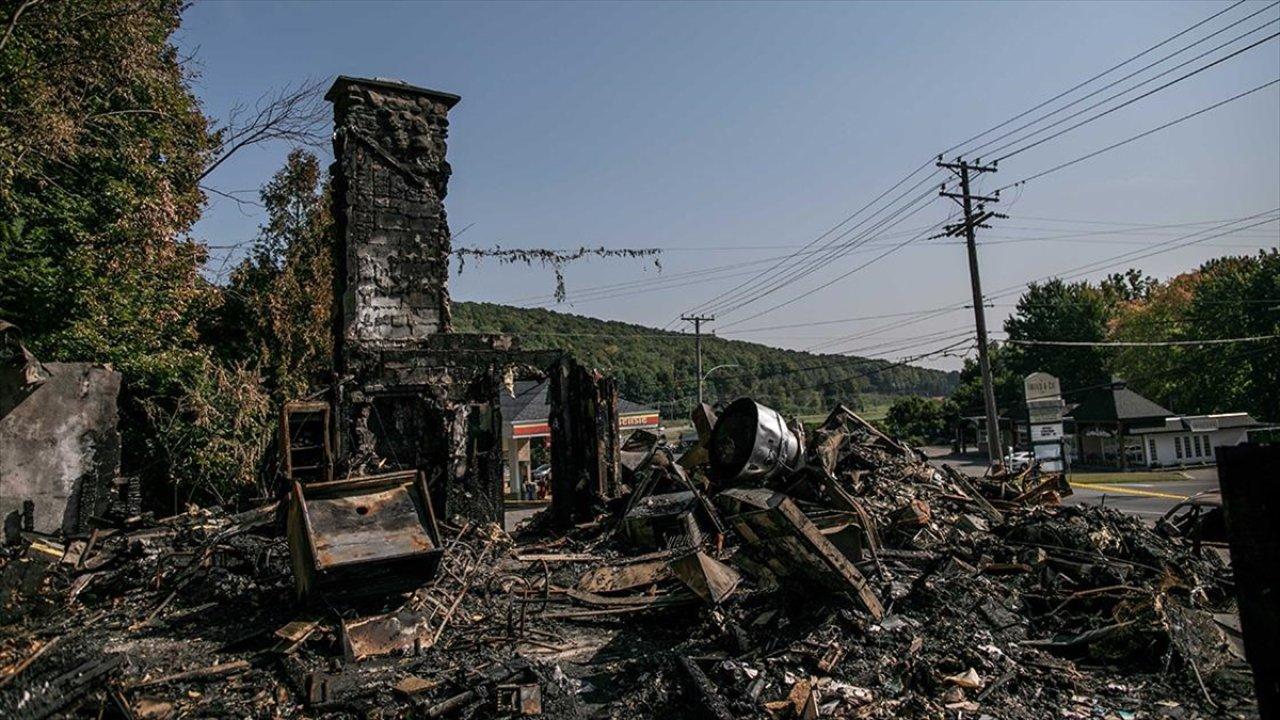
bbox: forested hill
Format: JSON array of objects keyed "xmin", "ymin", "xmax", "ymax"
[{"xmin": 453, "ymin": 302, "xmax": 959, "ymax": 416}]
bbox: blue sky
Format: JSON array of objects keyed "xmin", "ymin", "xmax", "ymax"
[{"xmin": 179, "ymin": 1, "xmax": 1280, "ymax": 369}]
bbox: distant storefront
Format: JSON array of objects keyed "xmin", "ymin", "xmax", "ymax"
[
  {"xmin": 500, "ymin": 379, "xmax": 659, "ymax": 497},
  {"xmin": 1065, "ymin": 379, "xmax": 1265, "ymax": 468}
]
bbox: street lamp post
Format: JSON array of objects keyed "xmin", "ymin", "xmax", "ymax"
[{"xmin": 699, "ymin": 364, "xmax": 739, "ymax": 406}]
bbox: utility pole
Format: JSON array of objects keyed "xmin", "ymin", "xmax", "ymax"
[
  {"xmin": 681, "ymin": 314, "xmax": 715, "ymax": 406},
  {"xmin": 938, "ymin": 158, "xmax": 1006, "ymax": 469}
]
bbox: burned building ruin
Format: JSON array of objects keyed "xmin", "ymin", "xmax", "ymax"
[
  {"xmin": 0, "ymin": 72, "xmax": 1267, "ymax": 720},
  {"xmin": 323, "ymin": 76, "xmax": 617, "ymax": 527}
]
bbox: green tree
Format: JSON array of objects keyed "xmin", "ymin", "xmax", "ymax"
[
  {"xmin": 0, "ymin": 0, "xmax": 215, "ymax": 364},
  {"xmin": 883, "ymin": 395, "xmax": 949, "ymax": 445},
  {"xmin": 949, "ymin": 342, "xmax": 1021, "ymax": 417},
  {"xmin": 213, "ymin": 149, "xmax": 334, "ymax": 401},
  {"xmin": 1003, "ymin": 279, "xmax": 1113, "ymax": 393},
  {"xmin": 1111, "ymin": 251, "xmax": 1280, "ymax": 420},
  {"xmin": 1099, "ymin": 269, "xmax": 1156, "ymax": 303},
  {"xmin": 0, "ymin": 0, "xmax": 236, "ymax": 503},
  {"xmin": 0, "ymin": 1, "xmax": 301, "ymax": 507}
]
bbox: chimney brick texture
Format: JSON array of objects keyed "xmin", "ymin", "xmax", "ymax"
[{"xmin": 327, "ymin": 76, "xmax": 462, "ymax": 368}]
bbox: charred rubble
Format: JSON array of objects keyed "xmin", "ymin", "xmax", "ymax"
[
  {"xmin": 0, "ymin": 397, "xmax": 1255, "ymax": 719},
  {"xmin": 0, "ymin": 75, "xmax": 1258, "ymax": 718}
]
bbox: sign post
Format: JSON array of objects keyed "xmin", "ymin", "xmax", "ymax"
[{"xmin": 1024, "ymin": 373, "xmax": 1066, "ymax": 474}]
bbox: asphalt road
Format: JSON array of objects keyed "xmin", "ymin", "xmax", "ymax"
[{"xmin": 922, "ymin": 447, "xmax": 1219, "ymax": 522}]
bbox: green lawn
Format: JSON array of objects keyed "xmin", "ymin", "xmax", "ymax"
[
  {"xmin": 1071, "ymin": 470, "xmax": 1190, "ymax": 484},
  {"xmin": 799, "ymin": 401, "xmax": 893, "ymax": 426}
]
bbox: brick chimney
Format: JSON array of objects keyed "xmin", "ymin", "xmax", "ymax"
[{"xmin": 326, "ymin": 75, "xmax": 461, "ymax": 370}]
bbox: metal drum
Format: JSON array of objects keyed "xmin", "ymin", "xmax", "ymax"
[{"xmin": 709, "ymin": 398, "xmax": 802, "ymax": 485}]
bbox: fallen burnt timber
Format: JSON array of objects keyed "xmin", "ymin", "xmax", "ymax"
[{"xmin": 0, "ymin": 398, "xmax": 1257, "ymax": 719}]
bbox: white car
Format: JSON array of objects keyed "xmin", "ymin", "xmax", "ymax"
[{"xmin": 1007, "ymin": 451, "xmax": 1034, "ymax": 472}]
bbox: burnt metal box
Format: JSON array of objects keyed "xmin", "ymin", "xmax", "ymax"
[
  {"xmin": 287, "ymin": 470, "xmax": 443, "ymax": 602},
  {"xmin": 621, "ymin": 491, "xmax": 707, "ymax": 551}
]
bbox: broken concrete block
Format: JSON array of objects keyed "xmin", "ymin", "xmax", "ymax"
[{"xmin": 1, "ymin": 362, "xmax": 121, "ymax": 534}]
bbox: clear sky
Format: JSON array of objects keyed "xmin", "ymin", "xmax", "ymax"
[{"xmin": 179, "ymin": 1, "xmax": 1280, "ymax": 370}]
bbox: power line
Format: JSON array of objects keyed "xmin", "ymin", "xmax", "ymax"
[
  {"xmin": 992, "ymin": 30, "xmax": 1280, "ymax": 162},
  {"xmin": 728, "ymin": 306, "xmax": 964, "ymax": 333},
  {"xmin": 993, "ymin": 298, "xmax": 1280, "ymax": 308},
  {"xmin": 1014, "ymin": 213, "xmax": 1277, "ymax": 227},
  {"xmin": 647, "ymin": 336, "xmax": 973, "ymax": 409},
  {"xmin": 661, "ymin": 328, "xmax": 974, "ymax": 397},
  {"xmin": 696, "ymin": 5, "xmax": 1276, "ymax": 326},
  {"xmin": 787, "ymin": 338, "xmax": 975, "ymax": 394},
  {"xmin": 1007, "ymin": 335, "xmax": 1278, "ymax": 347},
  {"xmin": 677, "ymin": 158, "xmax": 941, "ymax": 321},
  {"xmin": 806, "ymin": 306, "xmax": 968, "ymax": 353},
  {"xmin": 810, "ymin": 210, "xmax": 1279, "ymax": 353},
  {"xmin": 509, "ymin": 233, "xmax": 940, "ymax": 308},
  {"xmin": 987, "ymin": 211, "xmax": 1280, "ymax": 299},
  {"xmin": 673, "ymin": 2, "xmax": 1264, "ymax": 329},
  {"xmin": 475, "ymin": 210, "xmax": 1276, "ymax": 308},
  {"xmin": 996, "ymin": 78, "xmax": 1280, "ymax": 191},
  {"xmin": 715, "ymin": 193, "xmax": 950, "ymax": 326},
  {"xmin": 691, "ymin": 172, "xmax": 949, "ymax": 320},
  {"xmin": 967, "ymin": 5, "xmax": 1280, "ymax": 159},
  {"xmin": 938, "ymin": 0, "xmax": 1249, "ymax": 155}
]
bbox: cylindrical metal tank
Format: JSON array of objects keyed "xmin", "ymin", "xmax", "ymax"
[{"xmin": 709, "ymin": 398, "xmax": 802, "ymax": 484}]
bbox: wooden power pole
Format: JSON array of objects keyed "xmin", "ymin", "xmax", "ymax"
[
  {"xmin": 938, "ymin": 158, "xmax": 1005, "ymax": 468},
  {"xmin": 681, "ymin": 314, "xmax": 715, "ymax": 406}
]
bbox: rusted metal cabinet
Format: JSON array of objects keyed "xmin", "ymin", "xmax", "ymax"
[{"xmin": 286, "ymin": 470, "xmax": 442, "ymax": 602}]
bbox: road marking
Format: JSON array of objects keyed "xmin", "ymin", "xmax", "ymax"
[{"xmin": 1070, "ymin": 481, "xmax": 1189, "ymax": 500}]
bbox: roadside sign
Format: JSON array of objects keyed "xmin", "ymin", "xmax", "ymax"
[
  {"xmin": 1025, "ymin": 373, "xmax": 1066, "ymax": 475},
  {"xmin": 1031, "ymin": 422, "xmax": 1063, "ymax": 441},
  {"xmin": 1028, "ymin": 399, "xmax": 1065, "ymax": 424},
  {"xmin": 1024, "ymin": 372, "xmax": 1061, "ymax": 401}
]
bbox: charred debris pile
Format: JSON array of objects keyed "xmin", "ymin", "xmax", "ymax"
[{"xmin": 1, "ymin": 399, "xmax": 1253, "ymax": 719}]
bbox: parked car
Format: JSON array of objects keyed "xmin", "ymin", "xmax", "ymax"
[
  {"xmin": 1006, "ymin": 451, "xmax": 1034, "ymax": 472},
  {"xmin": 1155, "ymin": 491, "xmax": 1226, "ymax": 547},
  {"xmin": 531, "ymin": 464, "xmax": 552, "ymax": 482}
]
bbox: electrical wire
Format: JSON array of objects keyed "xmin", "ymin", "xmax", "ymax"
[
  {"xmin": 675, "ymin": 158, "xmax": 941, "ymax": 322},
  {"xmin": 712, "ymin": 189, "xmax": 949, "ymax": 322},
  {"xmin": 1006, "ymin": 335, "xmax": 1278, "ymax": 347},
  {"xmin": 681, "ymin": 2, "xmax": 1273, "ymax": 328},
  {"xmin": 938, "ymin": 0, "xmax": 1248, "ymax": 155},
  {"xmin": 966, "ymin": 4, "xmax": 1280, "ymax": 159},
  {"xmin": 991, "ymin": 31, "xmax": 1280, "ymax": 162},
  {"xmin": 996, "ymin": 79, "xmax": 1280, "ymax": 191},
  {"xmin": 688, "ymin": 171, "xmax": 949, "ymax": 320}
]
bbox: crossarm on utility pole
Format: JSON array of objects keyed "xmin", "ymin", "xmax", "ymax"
[
  {"xmin": 681, "ymin": 315, "xmax": 715, "ymax": 406},
  {"xmin": 939, "ymin": 159, "xmax": 1003, "ymax": 469}
]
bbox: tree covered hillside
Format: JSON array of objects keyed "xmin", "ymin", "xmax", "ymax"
[{"xmin": 454, "ymin": 302, "xmax": 958, "ymax": 416}]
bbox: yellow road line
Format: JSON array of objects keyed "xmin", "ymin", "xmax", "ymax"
[{"xmin": 1069, "ymin": 481, "xmax": 1189, "ymax": 500}]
